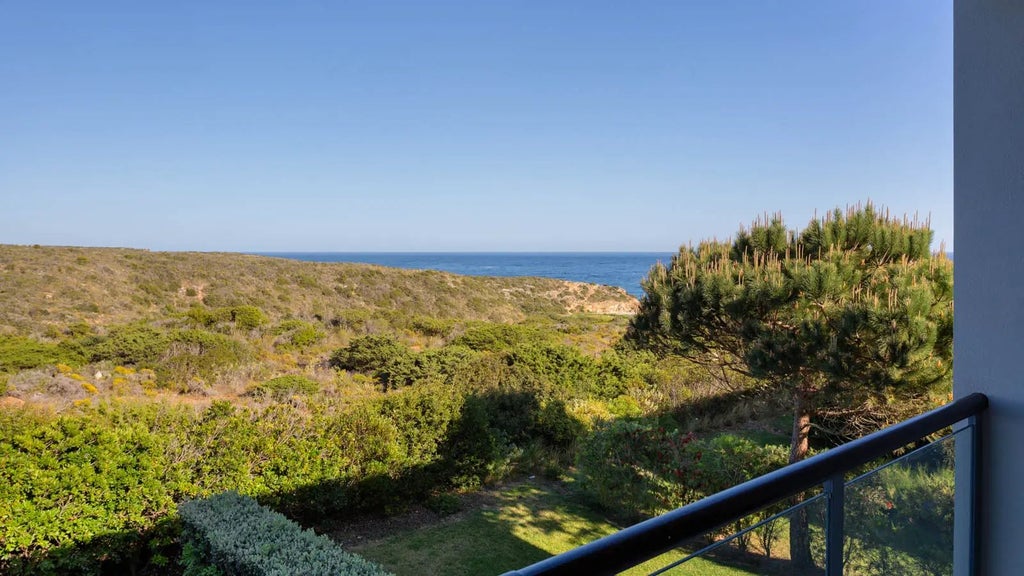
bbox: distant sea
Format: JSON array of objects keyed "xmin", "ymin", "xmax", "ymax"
[{"xmin": 255, "ymin": 252, "xmax": 675, "ymax": 298}]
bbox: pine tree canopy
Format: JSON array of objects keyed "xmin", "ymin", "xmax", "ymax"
[
  {"xmin": 627, "ymin": 203, "xmax": 952, "ymax": 411},
  {"xmin": 627, "ymin": 203, "xmax": 952, "ymax": 566}
]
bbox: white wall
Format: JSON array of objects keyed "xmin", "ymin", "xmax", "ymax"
[{"xmin": 954, "ymin": 0, "xmax": 1024, "ymax": 573}]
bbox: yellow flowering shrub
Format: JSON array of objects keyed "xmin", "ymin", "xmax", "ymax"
[{"xmin": 111, "ymin": 377, "xmax": 129, "ymax": 395}]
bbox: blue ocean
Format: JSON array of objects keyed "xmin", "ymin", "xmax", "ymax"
[{"xmin": 255, "ymin": 252, "xmax": 675, "ymax": 298}]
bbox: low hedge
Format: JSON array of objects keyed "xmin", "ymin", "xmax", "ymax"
[{"xmin": 178, "ymin": 491, "xmax": 392, "ymax": 576}]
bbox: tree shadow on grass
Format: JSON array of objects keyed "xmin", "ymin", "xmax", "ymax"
[{"xmin": 481, "ymin": 481, "xmax": 815, "ymax": 576}]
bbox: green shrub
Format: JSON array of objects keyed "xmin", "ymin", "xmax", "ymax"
[
  {"xmin": 575, "ymin": 420, "xmax": 698, "ymax": 517},
  {"xmin": 185, "ymin": 306, "xmax": 233, "ymax": 328},
  {"xmin": 230, "ymin": 306, "xmax": 268, "ymax": 330},
  {"xmin": 447, "ymin": 351, "xmax": 547, "ymax": 395},
  {"xmin": 55, "ymin": 334, "xmax": 106, "ymax": 365},
  {"xmin": 451, "ymin": 323, "xmax": 551, "ymax": 352},
  {"xmin": 505, "ymin": 343, "xmax": 600, "ymax": 394},
  {"xmin": 331, "ymin": 309, "xmax": 373, "ymax": 331},
  {"xmin": 184, "ymin": 306, "xmax": 267, "ymax": 330},
  {"xmin": 157, "ymin": 330, "xmax": 250, "ymax": 385},
  {"xmin": 179, "ymin": 491, "xmax": 392, "ymax": 576},
  {"xmin": 535, "ymin": 399, "xmax": 586, "ymax": 448},
  {"xmin": 269, "ymin": 320, "xmax": 325, "ymax": 350},
  {"xmin": 270, "ymin": 319, "xmax": 309, "ymax": 335},
  {"xmin": 0, "ymin": 336, "xmax": 80, "ymax": 372},
  {"xmin": 0, "ymin": 411, "xmax": 178, "ymax": 575},
  {"xmin": 374, "ymin": 384, "xmax": 462, "ymax": 464},
  {"xmin": 606, "ymin": 395, "xmax": 643, "ymax": 418},
  {"xmin": 97, "ymin": 324, "xmax": 170, "ymax": 366},
  {"xmin": 330, "ymin": 335, "xmax": 407, "ymax": 373},
  {"xmin": 575, "ymin": 423, "xmax": 790, "ymax": 523},
  {"xmin": 695, "ymin": 434, "xmax": 790, "ymax": 494},
  {"xmin": 424, "ymin": 493, "xmax": 462, "ymax": 516},
  {"xmin": 249, "ymin": 375, "xmax": 320, "ymax": 399},
  {"xmin": 408, "ymin": 316, "xmax": 454, "ymax": 338},
  {"xmin": 65, "ymin": 322, "xmax": 93, "ymax": 338},
  {"xmin": 844, "ymin": 449, "xmax": 955, "ymax": 575},
  {"xmin": 330, "ymin": 335, "xmax": 415, "ymax": 389},
  {"xmin": 292, "ymin": 325, "xmax": 325, "ymax": 348},
  {"xmin": 275, "ymin": 324, "xmax": 325, "ymax": 351},
  {"xmin": 440, "ymin": 395, "xmax": 501, "ymax": 489},
  {"xmin": 266, "ymin": 315, "xmax": 305, "ymax": 334},
  {"xmin": 0, "ymin": 377, "xmax": 568, "ymax": 572},
  {"xmin": 409, "ymin": 345, "xmax": 477, "ymax": 383},
  {"xmin": 595, "ymin": 350, "xmax": 657, "ymax": 399},
  {"xmin": 293, "ymin": 274, "xmax": 320, "ymax": 289}
]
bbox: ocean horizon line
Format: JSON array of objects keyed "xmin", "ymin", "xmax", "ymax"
[{"xmin": 253, "ymin": 250, "xmax": 675, "ymax": 255}]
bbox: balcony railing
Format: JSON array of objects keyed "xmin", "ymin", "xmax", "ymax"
[{"xmin": 502, "ymin": 393, "xmax": 987, "ymax": 576}]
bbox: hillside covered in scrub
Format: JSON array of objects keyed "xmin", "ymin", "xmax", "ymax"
[
  {"xmin": 0, "ymin": 244, "xmax": 637, "ymax": 336},
  {"xmin": 0, "ymin": 244, "xmax": 641, "ymax": 410},
  {"xmin": 0, "ymin": 209, "xmax": 953, "ymax": 576},
  {"xmin": 0, "ymin": 244, "xmax": 679, "ymax": 575}
]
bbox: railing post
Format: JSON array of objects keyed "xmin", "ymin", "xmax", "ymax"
[
  {"xmin": 824, "ymin": 473, "xmax": 845, "ymax": 576},
  {"xmin": 954, "ymin": 414, "xmax": 980, "ymax": 576}
]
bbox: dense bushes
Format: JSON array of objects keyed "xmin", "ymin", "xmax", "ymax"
[
  {"xmin": 451, "ymin": 323, "xmax": 551, "ymax": 351},
  {"xmin": 0, "ymin": 336, "xmax": 80, "ymax": 372},
  {"xmin": 575, "ymin": 421, "xmax": 799, "ymax": 556},
  {"xmin": 1, "ymin": 313, "xmax": 791, "ymax": 573},
  {"xmin": 408, "ymin": 345, "xmax": 476, "ymax": 384},
  {"xmin": 185, "ymin": 305, "xmax": 269, "ymax": 330},
  {"xmin": 179, "ymin": 491, "xmax": 391, "ymax": 576},
  {"xmin": 330, "ymin": 335, "xmax": 414, "ymax": 389},
  {"xmin": 248, "ymin": 375, "xmax": 320, "ymax": 399},
  {"xmin": 328, "ymin": 327, "xmax": 658, "ymax": 402},
  {"xmin": 2, "ymin": 322, "xmax": 253, "ymax": 391},
  {"xmin": 575, "ymin": 420, "xmax": 789, "ymax": 519},
  {"xmin": 270, "ymin": 319, "xmax": 325, "ymax": 350},
  {"xmin": 0, "ymin": 402, "xmax": 349, "ymax": 573},
  {"xmin": 285, "ymin": 324, "xmax": 325, "ymax": 349},
  {"xmin": 505, "ymin": 344, "xmax": 598, "ymax": 393},
  {"xmin": 156, "ymin": 329, "xmax": 251, "ymax": 385},
  {"xmin": 97, "ymin": 324, "xmax": 170, "ymax": 366},
  {"xmin": 844, "ymin": 447, "xmax": 955, "ymax": 575},
  {"xmin": 0, "ymin": 409, "xmax": 178, "ymax": 575},
  {"xmin": 0, "ymin": 376, "xmax": 586, "ymax": 573},
  {"xmin": 230, "ymin": 306, "xmax": 269, "ymax": 330}
]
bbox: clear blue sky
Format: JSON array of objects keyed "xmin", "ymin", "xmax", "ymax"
[{"xmin": 1, "ymin": 1, "xmax": 952, "ymax": 252}]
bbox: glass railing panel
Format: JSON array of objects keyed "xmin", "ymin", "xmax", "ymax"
[
  {"xmin": 842, "ymin": 430, "xmax": 960, "ymax": 576},
  {"xmin": 637, "ymin": 490, "xmax": 827, "ymax": 575}
]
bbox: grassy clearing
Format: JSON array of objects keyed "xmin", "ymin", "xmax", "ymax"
[{"xmin": 350, "ymin": 481, "xmax": 757, "ymax": 576}]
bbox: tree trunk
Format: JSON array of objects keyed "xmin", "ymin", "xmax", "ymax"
[{"xmin": 789, "ymin": 387, "xmax": 815, "ymax": 572}]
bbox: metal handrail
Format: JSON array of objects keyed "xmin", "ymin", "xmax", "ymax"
[{"xmin": 503, "ymin": 392, "xmax": 988, "ymax": 576}]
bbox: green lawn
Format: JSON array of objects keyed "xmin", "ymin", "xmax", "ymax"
[{"xmin": 350, "ymin": 481, "xmax": 759, "ymax": 576}]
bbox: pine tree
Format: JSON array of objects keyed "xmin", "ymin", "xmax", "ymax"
[{"xmin": 626, "ymin": 203, "xmax": 952, "ymax": 569}]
